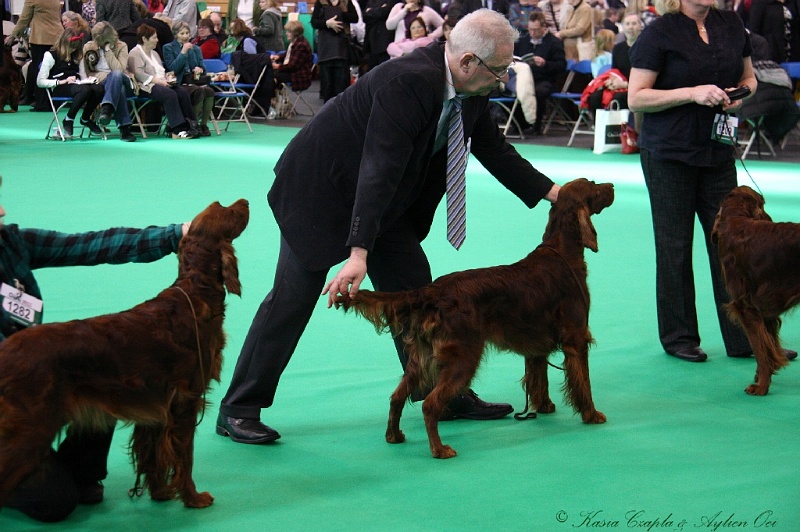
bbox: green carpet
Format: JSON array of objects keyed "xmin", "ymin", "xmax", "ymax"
[{"xmin": 0, "ymin": 112, "xmax": 799, "ymax": 531}]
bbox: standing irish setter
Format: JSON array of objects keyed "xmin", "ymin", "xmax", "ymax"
[
  {"xmin": 0, "ymin": 199, "xmax": 249, "ymax": 510},
  {"xmin": 712, "ymin": 186, "xmax": 800, "ymax": 395},
  {"xmin": 337, "ymin": 178, "xmax": 613, "ymax": 458}
]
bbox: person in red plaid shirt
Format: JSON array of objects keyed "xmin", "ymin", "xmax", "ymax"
[{"xmin": 271, "ymin": 21, "xmax": 314, "ymax": 93}]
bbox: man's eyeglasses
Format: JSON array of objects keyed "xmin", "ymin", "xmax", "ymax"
[{"xmin": 473, "ymin": 53, "xmax": 514, "ymax": 81}]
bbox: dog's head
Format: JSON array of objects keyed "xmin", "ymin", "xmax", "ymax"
[
  {"xmin": 711, "ymin": 186, "xmax": 771, "ymax": 245},
  {"xmin": 182, "ymin": 199, "xmax": 249, "ymax": 295},
  {"xmin": 543, "ymin": 178, "xmax": 614, "ymax": 253}
]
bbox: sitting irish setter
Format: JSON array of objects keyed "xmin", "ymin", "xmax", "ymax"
[
  {"xmin": 336, "ymin": 178, "xmax": 613, "ymax": 458},
  {"xmin": 712, "ymin": 186, "xmax": 800, "ymax": 395},
  {"xmin": 0, "ymin": 199, "xmax": 249, "ymax": 509}
]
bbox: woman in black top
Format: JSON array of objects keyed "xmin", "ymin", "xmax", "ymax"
[
  {"xmin": 311, "ymin": 0, "xmax": 359, "ymax": 102},
  {"xmin": 627, "ymin": 0, "xmax": 759, "ymax": 363}
]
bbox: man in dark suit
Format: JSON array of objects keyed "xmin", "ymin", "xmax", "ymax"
[
  {"xmin": 216, "ymin": 9, "xmax": 561, "ymax": 444},
  {"xmin": 514, "ymin": 11, "xmax": 567, "ymax": 133},
  {"xmin": 457, "ymin": 0, "xmax": 509, "ymax": 18}
]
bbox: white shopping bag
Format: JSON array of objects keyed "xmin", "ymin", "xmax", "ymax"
[{"xmin": 593, "ymin": 104, "xmax": 630, "ymax": 154}]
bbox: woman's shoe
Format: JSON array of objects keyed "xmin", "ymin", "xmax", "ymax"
[
  {"xmin": 80, "ymin": 118, "xmax": 104, "ymax": 135},
  {"xmin": 119, "ymin": 125, "xmax": 136, "ymax": 142},
  {"xmin": 61, "ymin": 119, "xmax": 75, "ymax": 138},
  {"xmin": 200, "ymin": 124, "xmax": 211, "ymax": 137},
  {"xmin": 171, "ymin": 130, "xmax": 193, "ymax": 139}
]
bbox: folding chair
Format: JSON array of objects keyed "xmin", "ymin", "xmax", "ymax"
[
  {"xmin": 564, "ymin": 63, "xmax": 614, "ymax": 146},
  {"xmin": 740, "ymin": 116, "xmax": 776, "ymax": 159},
  {"xmin": 128, "ymin": 95, "xmax": 169, "ymax": 138},
  {"xmin": 779, "ymin": 62, "xmax": 800, "ymax": 150},
  {"xmin": 286, "ymin": 53, "xmax": 318, "ymax": 117},
  {"xmin": 542, "ymin": 60, "xmax": 592, "ymax": 136},
  {"xmin": 205, "ymin": 59, "xmax": 253, "ymax": 133},
  {"xmin": 489, "ymin": 94, "xmax": 525, "ymax": 139},
  {"xmin": 44, "ymin": 88, "xmax": 106, "ymax": 141},
  {"xmin": 235, "ymin": 64, "xmax": 269, "ymax": 118}
]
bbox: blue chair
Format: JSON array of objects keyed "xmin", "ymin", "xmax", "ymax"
[
  {"xmin": 542, "ymin": 60, "xmax": 592, "ymax": 137},
  {"xmin": 44, "ymin": 88, "xmax": 105, "ymax": 141},
  {"xmin": 204, "ymin": 58, "xmax": 252, "ymax": 133}
]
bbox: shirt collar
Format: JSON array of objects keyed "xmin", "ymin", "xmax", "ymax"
[{"xmin": 444, "ymin": 49, "xmax": 457, "ymax": 102}]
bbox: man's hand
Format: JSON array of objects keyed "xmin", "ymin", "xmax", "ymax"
[
  {"xmin": 323, "ymin": 247, "xmax": 368, "ymax": 308},
  {"xmin": 545, "ymin": 183, "xmax": 560, "ymax": 203}
]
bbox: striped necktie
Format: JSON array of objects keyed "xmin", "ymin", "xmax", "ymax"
[{"xmin": 446, "ymin": 97, "xmax": 467, "ymax": 250}]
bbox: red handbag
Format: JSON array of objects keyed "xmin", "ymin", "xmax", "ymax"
[{"xmin": 620, "ymin": 123, "xmax": 640, "ymax": 154}]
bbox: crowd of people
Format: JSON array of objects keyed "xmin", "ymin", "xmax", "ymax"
[{"xmin": 3, "ymin": 0, "xmax": 798, "ymax": 132}]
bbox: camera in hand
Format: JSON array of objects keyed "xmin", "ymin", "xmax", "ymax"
[{"xmin": 726, "ymin": 86, "xmax": 751, "ymax": 101}]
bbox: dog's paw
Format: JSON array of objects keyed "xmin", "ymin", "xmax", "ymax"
[
  {"xmin": 745, "ymin": 384, "xmax": 769, "ymax": 396},
  {"xmin": 432, "ymin": 445, "xmax": 457, "ymax": 459},
  {"xmin": 536, "ymin": 400, "xmax": 556, "ymax": 414},
  {"xmin": 183, "ymin": 491, "xmax": 214, "ymax": 508},
  {"xmin": 582, "ymin": 410, "xmax": 607, "ymax": 424},
  {"xmin": 385, "ymin": 429, "xmax": 405, "ymax": 444}
]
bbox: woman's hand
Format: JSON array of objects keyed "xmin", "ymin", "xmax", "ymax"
[
  {"xmin": 182, "ymin": 42, "xmax": 193, "ymax": 54},
  {"xmin": 64, "ymin": 76, "xmax": 78, "ymax": 84},
  {"xmin": 691, "ymin": 84, "xmax": 730, "ymax": 108},
  {"xmin": 326, "ymin": 16, "xmax": 343, "ymax": 32}
]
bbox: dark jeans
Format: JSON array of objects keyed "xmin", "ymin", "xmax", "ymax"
[
  {"xmin": 6, "ymin": 427, "xmax": 114, "ymax": 523},
  {"xmin": 640, "ymin": 149, "xmax": 750, "ymax": 355},
  {"xmin": 220, "ymin": 218, "xmax": 432, "ymax": 419}
]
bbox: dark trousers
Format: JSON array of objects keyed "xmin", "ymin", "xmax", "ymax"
[
  {"xmin": 640, "ymin": 149, "xmax": 750, "ymax": 355},
  {"xmin": 6, "ymin": 426, "xmax": 114, "ymax": 523},
  {"xmin": 318, "ymin": 58, "xmax": 350, "ymax": 103},
  {"xmin": 26, "ymin": 43, "xmax": 51, "ymax": 108},
  {"xmin": 533, "ymin": 79, "xmax": 555, "ymax": 130},
  {"xmin": 147, "ymin": 84, "xmax": 196, "ymax": 131},
  {"xmin": 52, "ymin": 83, "xmax": 104, "ymax": 122},
  {"xmin": 220, "ymin": 219, "xmax": 432, "ymax": 419}
]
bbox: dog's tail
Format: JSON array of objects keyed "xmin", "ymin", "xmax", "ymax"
[{"xmin": 335, "ymin": 290, "xmax": 419, "ymax": 337}]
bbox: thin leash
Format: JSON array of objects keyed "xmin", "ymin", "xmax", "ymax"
[
  {"xmin": 514, "ymin": 242, "xmax": 590, "ymax": 421},
  {"xmin": 174, "ymin": 285, "xmax": 207, "ymax": 427},
  {"xmin": 722, "ymin": 112, "xmax": 764, "ymax": 196}
]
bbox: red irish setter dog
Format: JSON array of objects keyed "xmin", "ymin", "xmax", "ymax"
[
  {"xmin": 0, "ymin": 199, "xmax": 249, "ymax": 509},
  {"xmin": 712, "ymin": 186, "xmax": 800, "ymax": 395},
  {"xmin": 336, "ymin": 178, "xmax": 613, "ymax": 458}
]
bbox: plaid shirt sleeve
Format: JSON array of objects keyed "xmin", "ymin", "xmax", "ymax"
[{"xmin": 19, "ymin": 224, "xmax": 183, "ymax": 269}]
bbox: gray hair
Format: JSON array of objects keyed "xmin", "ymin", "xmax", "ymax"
[
  {"xmin": 172, "ymin": 21, "xmax": 191, "ymax": 37},
  {"xmin": 91, "ymin": 21, "xmax": 119, "ymax": 48},
  {"xmin": 448, "ymin": 8, "xmax": 518, "ymax": 61}
]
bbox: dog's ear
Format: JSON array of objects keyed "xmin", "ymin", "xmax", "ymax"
[
  {"xmin": 220, "ymin": 241, "xmax": 241, "ymax": 296},
  {"xmin": 578, "ymin": 207, "xmax": 598, "ymax": 252}
]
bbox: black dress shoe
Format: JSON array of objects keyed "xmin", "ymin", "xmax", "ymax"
[
  {"xmin": 440, "ymin": 390, "xmax": 513, "ymax": 421},
  {"xmin": 667, "ymin": 346, "xmax": 708, "ymax": 362},
  {"xmin": 729, "ymin": 348, "xmax": 798, "ymax": 361},
  {"xmin": 77, "ymin": 481, "xmax": 104, "ymax": 505},
  {"xmin": 216, "ymin": 413, "xmax": 281, "ymax": 444},
  {"xmin": 97, "ymin": 104, "xmax": 113, "ymax": 126}
]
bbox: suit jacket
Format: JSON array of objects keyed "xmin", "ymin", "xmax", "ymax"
[
  {"xmin": 514, "ymin": 31, "xmax": 567, "ymax": 85},
  {"xmin": 96, "ymin": 0, "xmax": 141, "ymax": 31},
  {"xmin": 459, "ymin": 0, "xmax": 510, "ymax": 18},
  {"xmin": 268, "ymin": 42, "xmax": 554, "ymax": 271},
  {"xmin": 10, "ymin": 0, "xmax": 62, "ymax": 46}
]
